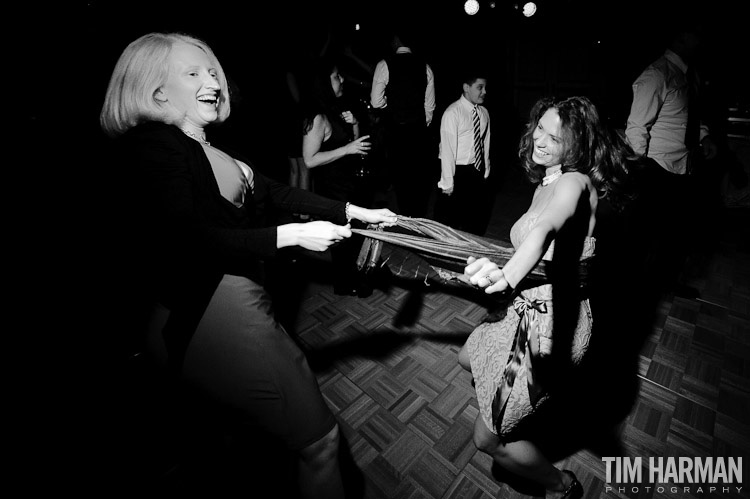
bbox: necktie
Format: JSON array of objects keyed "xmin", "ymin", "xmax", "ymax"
[{"xmin": 473, "ymin": 106, "xmax": 485, "ymax": 173}]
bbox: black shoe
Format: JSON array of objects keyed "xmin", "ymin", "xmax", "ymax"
[
  {"xmin": 560, "ymin": 470, "xmax": 583, "ymax": 499},
  {"xmin": 355, "ymin": 280, "xmax": 373, "ymax": 298},
  {"xmin": 333, "ymin": 282, "xmax": 373, "ymax": 298},
  {"xmin": 333, "ymin": 283, "xmax": 359, "ymax": 296},
  {"xmin": 333, "ymin": 270, "xmax": 375, "ymax": 297}
]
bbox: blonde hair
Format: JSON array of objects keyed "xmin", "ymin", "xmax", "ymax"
[{"xmin": 100, "ymin": 32, "xmax": 231, "ymax": 137}]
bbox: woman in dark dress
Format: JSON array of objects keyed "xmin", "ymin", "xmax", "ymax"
[
  {"xmin": 99, "ymin": 32, "xmax": 397, "ymax": 499},
  {"xmin": 301, "ymin": 56, "xmax": 376, "ymax": 296}
]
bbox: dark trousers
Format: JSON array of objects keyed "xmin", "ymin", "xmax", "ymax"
[
  {"xmin": 632, "ymin": 158, "xmax": 695, "ymax": 291},
  {"xmin": 384, "ymin": 122, "xmax": 432, "ymax": 218},
  {"xmin": 434, "ymin": 164, "xmax": 491, "ymax": 235}
]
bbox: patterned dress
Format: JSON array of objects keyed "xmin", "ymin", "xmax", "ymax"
[{"xmin": 466, "ymin": 185, "xmax": 595, "ymax": 439}]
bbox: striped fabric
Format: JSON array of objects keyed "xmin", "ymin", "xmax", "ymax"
[
  {"xmin": 352, "ymin": 217, "xmax": 550, "ymax": 284},
  {"xmin": 472, "ymin": 106, "xmax": 485, "ymax": 173}
]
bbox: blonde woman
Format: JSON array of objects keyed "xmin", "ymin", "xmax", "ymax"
[{"xmin": 100, "ymin": 32, "xmax": 397, "ymax": 499}]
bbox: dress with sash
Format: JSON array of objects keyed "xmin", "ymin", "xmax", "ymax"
[{"xmin": 466, "ymin": 208, "xmax": 595, "ymax": 439}]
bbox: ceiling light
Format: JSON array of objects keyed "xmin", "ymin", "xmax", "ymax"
[{"xmin": 464, "ymin": 0, "xmax": 480, "ymax": 15}]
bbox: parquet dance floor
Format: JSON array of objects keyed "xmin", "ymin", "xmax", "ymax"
[
  {"xmin": 100, "ymin": 172, "xmax": 749, "ymax": 499},
  {"xmin": 287, "ymin": 180, "xmax": 750, "ymax": 499}
]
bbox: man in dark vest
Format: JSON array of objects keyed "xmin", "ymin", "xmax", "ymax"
[{"xmin": 370, "ymin": 28, "xmax": 436, "ymax": 218}]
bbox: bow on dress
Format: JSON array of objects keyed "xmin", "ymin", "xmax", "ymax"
[{"xmin": 490, "ymin": 295, "xmax": 549, "ymax": 424}]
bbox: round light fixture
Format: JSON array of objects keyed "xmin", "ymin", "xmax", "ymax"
[
  {"xmin": 464, "ymin": 0, "xmax": 480, "ymax": 15},
  {"xmin": 523, "ymin": 2, "xmax": 537, "ymax": 17}
]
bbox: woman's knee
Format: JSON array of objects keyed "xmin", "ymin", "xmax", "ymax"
[
  {"xmin": 474, "ymin": 432, "xmax": 498, "ymax": 455},
  {"xmin": 458, "ymin": 343, "xmax": 472, "ymax": 372},
  {"xmin": 299, "ymin": 424, "xmax": 340, "ymax": 468},
  {"xmin": 473, "ymin": 417, "xmax": 504, "ymax": 456}
]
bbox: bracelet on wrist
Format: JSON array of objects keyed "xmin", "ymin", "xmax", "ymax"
[{"xmin": 345, "ymin": 202, "xmax": 353, "ymax": 223}]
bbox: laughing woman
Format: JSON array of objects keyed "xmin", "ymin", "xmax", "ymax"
[
  {"xmin": 100, "ymin": 32, "xmax": 397, "ymax": 498},
  {"xmin": 459, "ymin": 96, "xmax": 636, "ymax": 499}
]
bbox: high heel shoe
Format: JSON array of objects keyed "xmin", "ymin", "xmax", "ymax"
[{"xmin": 559, "ymin": 470, "xmax": 583, "ymax": 499}]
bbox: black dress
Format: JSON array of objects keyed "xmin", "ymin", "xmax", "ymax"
[{"xmin": 313, "ymin": 114, "xmax": 375, "ymax": 295}]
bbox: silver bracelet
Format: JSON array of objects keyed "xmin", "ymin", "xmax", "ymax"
[{"xmin": 345, "ymin": 202, "xmax": 353, "ymax": 223}]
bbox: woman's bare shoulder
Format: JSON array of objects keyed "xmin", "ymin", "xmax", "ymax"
[{"xmin": 557, "ymin": 171, "xmax": 592, "ymax": 191}]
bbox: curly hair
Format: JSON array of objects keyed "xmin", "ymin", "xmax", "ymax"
[{"xmin": 518, "ymin": 96, "xmax": 638, "ymax": 210}]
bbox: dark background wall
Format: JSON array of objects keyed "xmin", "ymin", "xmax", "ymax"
[
  {"xmin": 74, "ymin": 0, "xmax": 747, "ymax": 182},
  {"xmin": 76, "ymin": 0, "xmax": 750, "ymax": 160}
]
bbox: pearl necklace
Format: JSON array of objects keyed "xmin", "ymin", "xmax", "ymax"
[
  {"xmin": 542, "ymin": 168, "xmax": 562, "ymax": 186},
  {"xmin": 181, "ymin": 128, "xmax": 210, "ymax": 146}
]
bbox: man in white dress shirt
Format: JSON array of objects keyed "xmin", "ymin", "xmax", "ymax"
[
  {"xmin": 436, "ymin": 73, "xmax": 491, "ymax": 235},
  {"xmin": 625, "ymin": 25, "xmax": 718, "ymax": 296}
]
